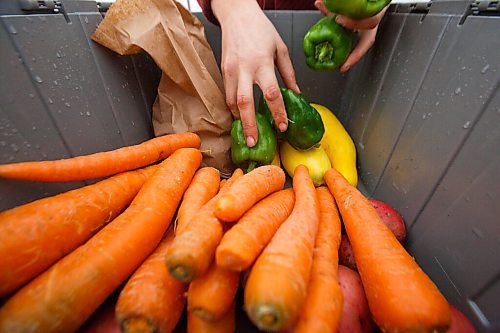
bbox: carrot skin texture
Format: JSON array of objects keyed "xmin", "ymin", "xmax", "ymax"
[
  {"xmin": 187, "ymin": 263, "xmax": 240, "ymax": 321},
  {"xmin": 215, "ymin": 165, "xmax": 286, "ymax": 222},
  {"xmin": 324, "ymin": 167, "xmax": 451, "ymax": 333},
  {"xmin": 116, "ymin": 229, "xmax": 187, "ymax": 333},
  {"xmin": 0, "ymin": 165, "xmax": 157, "ymax": 297},
  {"xmin": 166, "ymin": 169, "xmax": 243, "ymax": 283},
  {"xmin": 0, "ymin": 148, "xmax": 202, "ymax": 333},
  {"xmin": 187, "ymin": 303, "xmax": 235, "ymax": 333},
  {"xmin": 244, "ymin": 165, "xmax": 320, "ymax": 332},
  {"xmin": 293, "ymin": 187, "xmax": 343, "ymax": 333},
  {"xmin": 216, "ymin": 188, "xmax": 295, "ymax": 271},
  {"xmin": 177, "ymin": 167, "xmax": 221, "ymax": 234},
  {"xmin": 0, "ymin": 132, "xmax": 200, "ymax": 182}
]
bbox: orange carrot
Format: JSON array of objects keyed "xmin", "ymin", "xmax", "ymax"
[
  {"xmin": 293, "ymin": 187, "xmax": 343, "ymax": 333},
  {"xmin": 219, "ymin": 179, "xmax": 227, "ymax": 189},
  {"xmin": 0, "ymin": 148, "xmax": 201, "ymax": 333},
  {"xmin": 324, "ymin": 167, "xmax": 451, "ymax": 333},
  {"xmin": 0, "ymin": 132, "xmax": 200, "ymax": 182},
  {"xmin": 176, "ymin": 167, "xmax": 221, "ymax": 234},
  {"xmin": 214, "ymin": 165, "xmax": 285, "ymax": 222},
  {"xmin": 187, "ymin": 262, "xmax": 240, "ymax": 321},
  {"xmin": 116, "ymin": 228, "xmax": 187, "ymax": 333},
  {"xmin": 166, "ymin": 169, "xmax": 243, "ymax": 283},
  {"xmin": 244, "ymin": 165, "xmax": 320, "ymax": 331},
  {"xmin": 0, "ymin": 165, "xmax": 157, "ymax": 298},
  {"xmin": 216, "ymin": 189, "xmax": 295, "ymax": 271},
  {"xmin": 187, "ymin": 303, "xmax": 235, "ymax": 333}
]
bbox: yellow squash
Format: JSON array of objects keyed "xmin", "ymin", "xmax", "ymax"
[
  {"xmin": 279, "ymin": 141, "xmax": 331, "ymax": 186},
  {"xmin": 311, "ymin": 103, "xmax": 358, "ymax": 186}
]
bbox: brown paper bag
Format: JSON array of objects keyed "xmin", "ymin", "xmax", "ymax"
[{"xmin": 91, "ymin": 0, "xmax": 233, "ymax": 174}]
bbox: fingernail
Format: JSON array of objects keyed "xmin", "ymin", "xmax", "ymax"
[
  {"xmin": 341, "ymin": 65, "xmax": 350, "ymax": 73},
  {"xmin": 295, "ymin": 84, "xmax": 301, "ymax": 93},
  {"xmin": 246, "ymin": 136, "xmax": 256, "ymax": 147},
  {"xmin": 279, "ymin": 122, "xmax": 288, "ymax": 132},
  {"xmin": 336, "ymin": 16, "xmax": 344, "ymax": 25}
]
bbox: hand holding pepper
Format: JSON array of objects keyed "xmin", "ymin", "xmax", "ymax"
[{"xmin": 314, "ymin": 0, "xmax": 389, "ymax": 72}]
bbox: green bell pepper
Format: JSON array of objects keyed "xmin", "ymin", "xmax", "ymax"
[
  {"xmin": 303, "ymin": 16, "xmax": 356, "ymax": 71},
  {"xmin": 258, "ymin": 88, "xmax": 325, "ymax": 151},
  {"xmin": 231, "ymin": 112, "xmax": 277, "ymax": 172},
  {"xmin": 324, "ymin": 0, "xmax": 391, "ymax": 20}
]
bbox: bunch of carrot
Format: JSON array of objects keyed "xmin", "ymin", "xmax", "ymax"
[{"xmin": 0, "ymin": 132, "xmax": 454, "ymax": 333}]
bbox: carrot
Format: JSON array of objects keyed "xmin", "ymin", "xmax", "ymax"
[
  {"xmin": 0, "ymin": 132, "xmax": 200, "ymax": 182},
  {"xmin": 0, "ymin": 165, "xmax": 158, "ymax": 298},
  {"xmin": 215, "ymin": 189, "xmax": 295, "ymax": 271},
  {"xmin": 244, "ymin": 165, "xmax": 320, "ymax": 331},
  {"xmin": 219, "ymin": 179, "xmax": 227, "ymax": 189},
  {"xmin": 116, "ymin": 228, "xmax": 187, "ymax": 333},
  {"xmin": 0, "ymin": 148, "xmax": 202, "ymax": 333},
  {"xmin": 176, "ymin": 167, "xmax": 221, "ymax": 234},
  {"xmin": 293, "ymin": 187, "xmax": 343, "ymax": 333},
  {"xmin": 187, "ymin": 262, "xmax": 240, "ymax": 321},
  {"xmin": 165, "ymin": 169, "xmax": 243, "ymax": 283},
  {"xmin": 324, "ymin": 167, "xmax": 451, "ymax": 333},
  {"xmin": 187, "ymin": 303, "xmax": 235, "ymax": 333},
  {"xmin": 214, "ymin": 165, "xmax": 286, "ymax": 222}
]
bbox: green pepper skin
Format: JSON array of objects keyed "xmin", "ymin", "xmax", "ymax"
[
  {"xmin": 303, "ymin": 16, "xmax": 356, "ymax": 71},
  {"xmin": 231, "ymin": 112, "xmax": 277, "ymax": 172},
  {"xmin": 259, "ymin": 88, "xmax": 325, "ymax": 151},
  {"xmin": 324, "ymin": 0, "xmax": 391, "ymax": 19}
]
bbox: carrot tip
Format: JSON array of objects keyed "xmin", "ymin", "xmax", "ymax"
[
  {"xmin": 191, "ymin": 308, "xmax": 215, "ymax": 321},
  {"xmin": 168, "ymin": 264, "xmax": 193, "ymax": 283},
  {"xmin": 122, "ymin": 317, "xmax": 155, "ymax": 333},
  {"xmin": 249, "ymin": 304, "xmax": 284, "ymax": 331}
]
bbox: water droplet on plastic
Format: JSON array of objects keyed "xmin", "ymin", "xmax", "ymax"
[
  {"xmin": 64, "ymin": 102, "xmax": 71, "ymax": 108},
  {"xmin": 10, "ymin": 144, "xmax": 19, "ymax": 152},
  {"xmin": 65, "ymin": 75, "xmax": 70, "ymax": 80},
  {"xmin": 12, "ymin": 128, "xmax": 18, "ymax": 134},
  {"xmin": 435, "ymin": 101, "xmax": 440, "ymax": 106},
  {"xmin": 34, "ymin": 75, "xmax": 43, "ymax": 83},
  {"xmin": 84, "ymin": 17, "xmax": 89, "ymax": 24},
  {"xmin": 52, "ymin": 63, "xmax": 57, "ymax": 69},
  {"xmin": 422, "ymin": 113, "xmax": 427, "ymax": 119},
  {"xmin": 56, "ymin": 52, "xmax": 62, "ymax": 58},
  {"xmin": 85, "ymin": 112, "xmax": 91, "ymax": 116},
  {"xmin": 463, "ymin": 121, "xmax": 472, "ymax": 129},
  {"xmin": 454, "ymin": 87, "xmax": 461, "ymax": 95},
  {"xmin": 29, "ymin": 93, "xmax": 35, "ymax": 98},
  {"xmin": 25, "ymin": 143, "xmax": 31, "ymax": 148},
  {"xmin": 34, "ymin": 143, "xmax": 40, "ymax": 149},
  {"xmin": 48, "ymin": 98, "xmax": 54, "ymax": 104},
  {"xmin": 481, "ymin": 64, "xmax": 490, "ymax": 74},
  {"xmin": 472, "ymin": 227, "xmax": 485, "ymax": 239},
  {"xmin": 53, "ymin": 80, "xmax": 59, "ymax": 86},
  {"xmin": 79, "ymin": 112, "xmax": 84, "ymax": 116},
  {"xmin": 32, "ymin": 125, "xmax": 37, "ymax": 130},
  {"xmin": 131, "ymin": 121, "xmax": 135, "ymax": 126},
  {"xmin": 8, "ymin": 25, "xmax": 17, "ymax": 34}
]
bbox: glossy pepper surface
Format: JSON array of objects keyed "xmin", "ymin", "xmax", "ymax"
[
  {"xmin": 231, "ymin": 112, "xmax": 277, "ymax": 172},
  {"xmin": 303, "ymin": 16, "xmax": 356, "ymax": 71},
  {"xmin": 324, "ymin": 0, "xmax": 391, "ymax": 19},
  {"xmin": 258, "ymin": 88, "xmax": 325, "ymax": 151}
]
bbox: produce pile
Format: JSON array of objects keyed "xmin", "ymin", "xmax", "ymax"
[{"xmin": 0, "ymin": 128, "xmax": 475, "ymax": 332}]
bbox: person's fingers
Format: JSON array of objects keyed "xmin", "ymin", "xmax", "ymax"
[
  {"xmin": 275, "ymin": 41, "xmax": 300, "ymax": 94},
  {"xmin": 314, "ymin": 0, "xmax": 333, "ymax": 16},
  {"xmin": 237, "ymin": 71, "xmax": 258, "ymax": 147},
  {"xmin": 340, "ymin": 28, "xmax": 377, "ymax": 73},
  {"xmin": 221, "ymin": 55, "xmax": 239, "ymax": 118},
  {"xmin": 336, "ymin": 6, "xmax": 387, "ymax": 30},
  {"xmin": 256, "ymin": 64, "xmax": 288, "ymax": 133}
]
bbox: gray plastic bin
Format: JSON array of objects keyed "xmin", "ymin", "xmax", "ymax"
[{"xmin": 0, "ymin": 0, "xmax": 499, "ymax": 332}]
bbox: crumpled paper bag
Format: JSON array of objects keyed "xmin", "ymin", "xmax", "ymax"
[{"xmin": 92, "ymin": 0, "xmax": 233, "ymax": 174}]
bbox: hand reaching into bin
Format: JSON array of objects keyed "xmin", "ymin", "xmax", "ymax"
[{"xmin": 198, "ymin": 0, "xmax": 388, "ymax": 147}]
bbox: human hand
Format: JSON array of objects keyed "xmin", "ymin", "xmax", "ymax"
[
  {"xmin": 314, "ymin": 0, "xmax": 388, "ymax": 73},
  {"xmin": 213, "ymin": 0, "xmax": 300, "ymax": 147}
]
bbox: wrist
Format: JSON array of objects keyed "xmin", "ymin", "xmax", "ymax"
[{"xmin": 212, "ymin": 0, "xmax": 260, "ymax": 25}]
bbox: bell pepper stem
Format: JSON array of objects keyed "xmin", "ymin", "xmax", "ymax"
[
  {"xmin": 247, "ymin": 161, "xmax": 257, "ymax": 172},
  {"xmin": 316, "ymin": 42, "xmax": 334, "ymax": 62}
]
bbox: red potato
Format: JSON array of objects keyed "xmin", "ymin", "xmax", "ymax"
[
  {"xmin": 339, "ymin": 235, "xmax": 357, "ymax": 271},
  {"xmin": 369, "ymin": 199, "xmax": 406, "ymax": 243},
  {"xmin": 79, "ymin": 296, "xmax": 120, "ymax": 333},
  {"xmin": 448, "ymin": 305, "xmax": 477, "ymax": 333},
  {"xmin": 337, "ymin": 265, "xmax": 374, "ymax": 333}
]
